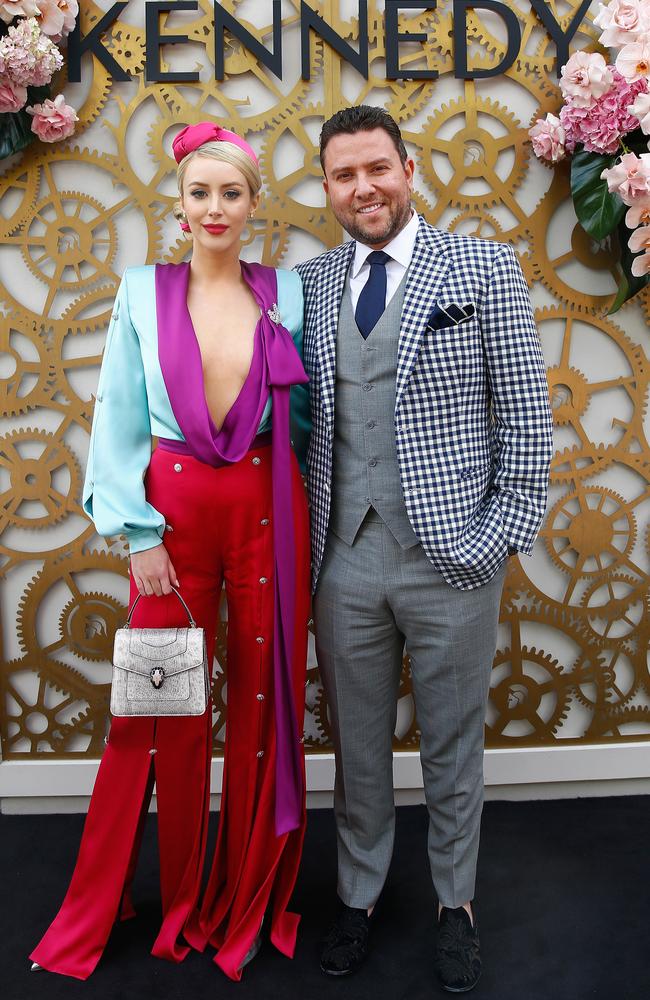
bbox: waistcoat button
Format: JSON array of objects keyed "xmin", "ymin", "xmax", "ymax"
[{"xmin": 173, "ymin": 463, "xmax": 182, "ymax": 472}]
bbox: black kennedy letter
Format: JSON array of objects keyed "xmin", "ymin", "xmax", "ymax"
[
  {"xmin": 386, "ymin": 1, "xmax": 439, "ymax": 81},
  {"xmin": 453, "ymin": 0, "xmax": 521, "ymax": 79},
  {"xmin": 529, "ymin": 0, "xmax": 593, "ymax": 77},
  {"xmin": 145, "ymin": 1, "xmax": 199, "ymax": 83},
  {"xmin": 68, "ymin": 2, "xmax": 131, "ymax": 82},
  {"xmin": 214, "ymin": 1, "xmax": 282, "ymax": 81},
  {"xmin": 300, "ymin": 1, "xmax": 368, "ymax": 81}
]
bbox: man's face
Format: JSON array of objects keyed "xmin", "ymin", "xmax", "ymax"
[{"xmin": 322, "ymin": 128, "xmax": 415, "ymax": 248}]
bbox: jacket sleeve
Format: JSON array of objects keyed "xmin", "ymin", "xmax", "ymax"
[
  {"xmin": 82, "ymin": 271, "xmax": 166, "ymax": 554},
  {"xmin": 480, "ymin": 243, "xmax": 554, "ymax": 555},
  {"xmin": 280, "ymin": 269, "xmax": 311, "ymax": 473}
]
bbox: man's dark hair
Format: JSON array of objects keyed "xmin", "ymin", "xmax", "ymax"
[{"xmin": 319, "ymin": 105, "xmax": 408, "ymax": 172}]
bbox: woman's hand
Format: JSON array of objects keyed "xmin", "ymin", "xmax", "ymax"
[{"xmin": 130, "ymin": 544, "xmax": 180, "ymax": 597}]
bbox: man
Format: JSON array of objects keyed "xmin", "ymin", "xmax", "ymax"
[{"xmin": 296, "ymin": 105, "xmax": 553, "ymax": 993}]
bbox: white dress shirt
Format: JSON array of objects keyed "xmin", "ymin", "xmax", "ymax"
[{"xmin": 349, "ymin": 209, "xmax": 419, "ymax": 312}]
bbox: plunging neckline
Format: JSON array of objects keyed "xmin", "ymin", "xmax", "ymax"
[{"xmin": 184, "ymin": 269, "xmax": 262, "ymax": 436}]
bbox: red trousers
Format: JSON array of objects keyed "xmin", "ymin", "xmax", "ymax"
[{"xmin": 30, "ymin": 441, "xmax": 310, "ymax": 980}]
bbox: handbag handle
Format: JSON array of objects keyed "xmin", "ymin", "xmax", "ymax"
[{"xmin": 124, "ymin": 586, "xmax": 197, "ymax": 629}]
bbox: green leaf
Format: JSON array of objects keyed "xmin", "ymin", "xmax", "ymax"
[
  {"xmin": 0, "ymin": 111, "xmax": 34, "ymax": 160},
  {"xmin": 609, "ymin": 219, "xmax": 650, "ymax": 314},
  {"xmin": 571, "ymin": 147, "xmax": 625, "ymax": 241}
]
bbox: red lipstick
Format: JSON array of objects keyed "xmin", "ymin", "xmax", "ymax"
[{"xmin": 202, "ymin": 223, "xmax": 229, "ymax": 234}]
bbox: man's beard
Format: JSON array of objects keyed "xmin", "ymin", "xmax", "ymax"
[{"xmin": 344, "ymin": 197, "xmax": 411, "ymax": 247}]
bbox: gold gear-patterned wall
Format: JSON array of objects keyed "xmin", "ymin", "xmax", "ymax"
[{"xmin": 1, "ymin": 1, "xmax": 649, "ymax": 761}]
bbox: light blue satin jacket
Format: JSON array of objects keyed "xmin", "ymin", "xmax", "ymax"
[{"xmin": 82, "ymin": 266, "xmax": 310, "ymax": 554}]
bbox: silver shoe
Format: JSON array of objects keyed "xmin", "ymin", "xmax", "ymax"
[
  {"xmin": 30, "ymin": 962, "xmax": 43, "ymax": 972},
  {"xmin": 238, "ymin": 915, "xmax": 264, "ymax": 970}
]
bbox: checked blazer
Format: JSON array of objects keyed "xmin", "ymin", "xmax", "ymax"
[{"xmin": 295, "ymin": 215, "xmax": 554, "ymax": 592}]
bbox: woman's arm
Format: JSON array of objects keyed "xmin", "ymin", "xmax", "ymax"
[{"xmin": 82, "ymin": 271, "xmax": 173, "ymax": 593}]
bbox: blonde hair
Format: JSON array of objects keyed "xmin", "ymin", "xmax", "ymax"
[{"xmin": 174, "ymin": 141, "xmax": 261, "ymax": 224}]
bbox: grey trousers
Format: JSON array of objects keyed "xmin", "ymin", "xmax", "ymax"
[{"xmin": 313, "ymin": 517, "xmax": 507, "ymax": 909}]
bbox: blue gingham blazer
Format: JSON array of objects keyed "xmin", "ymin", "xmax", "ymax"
[{"xmin": 295, "ymin": 215, "xmax": 554, "ymax": 592}]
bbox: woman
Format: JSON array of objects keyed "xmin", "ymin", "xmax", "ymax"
[{"xmin": 30, "ymin": 122, "xmax": 311, "ymax": 981}]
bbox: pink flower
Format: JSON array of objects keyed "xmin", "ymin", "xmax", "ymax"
[
  {"xmin": 0, "ymin": 1, "xmax": 41, "ymax": 25},
  {"xmin": 0, "ymin": 76, "xmax": 27, "ymax": 111},
  {"xmin": 36, "ymin": 0, "xmax": 79, "ymax": 42},
  {"xmin": 560, "ymin": 72, "xmax": 648, "ymax": 154},
  {"xmin": 626, "ymin": 198, "xmax": 650, "ymax": 227},
  {"xmin": 629, "ymin": 90, "xmax": 650, "ymax": 132},
  {"xmin": 26, "ymin": 93, "xmax": 77, "ymax": 142},
  {"xmin": 560, "ymin": 51, "xmax": 614, "ymax": 108},
  {"xmin": 628, "ymin": 226, "xmax": 650, "ymax": 274},
  {"xmin": 616, "ymin": 40, "xmax": 650, "ymax": 81},
  {"xmin": 529, "ymin": 113, "xmax": 567, "ymax": 162},
  {"xmin": 0, "ymin": 16, "xmax": 63, "ymax": 87},
  {"xmin": 594, "ymin": 1, "xmax": 650, "ymax": 47},
  {"xmin": 631, "ymin": 251, "xmax": 650, "ymax": 275},
  {"xmin": 601, "ymin": 151, "xmax": 650, "ymax": 204}
]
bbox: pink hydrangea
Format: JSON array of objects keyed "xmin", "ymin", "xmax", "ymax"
[
  {"xmin": 601, "ymin": 151, "xmax": 650, "ymax": 204},
  {"xmin": 0, "ymin": 16, "xmax": 63, "ymax": 87},
  {"xmin": 36, "ymin": 0, "xmax": 79, "ymax": 42},
  {"xmin": 616, "ymin": 40, "xmax": 650, "ymax": 82},
  {"xmin": 594, "ymin": 1, "xmax": 650, "ymax": 47},
  {"xmin": 0, "ymin": 1, "xmax": 41, "ymax": 25},
  {"xmin": 560, "ymin": 71, "xmax": 648, "ymax": 154},
  {"xmin": 0, "ymin": 77, "xmax": 27, "ymax": 112},
  {"xmin": 26, "ymin": 93, "xmax": 77, "ymax": 142},
  {"xmin": 560, "ymin": 51, "xmax": 614, "ymax": 108},
  {"xmin": 628, "ymin": 225, "xmax": 650, "ymax": 274},
  {"xmin": 529, "ymin": 113, "xmax": 567, "ymax": 162}
]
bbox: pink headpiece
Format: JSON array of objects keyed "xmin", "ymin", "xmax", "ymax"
[{"xmin": 172, "ymin": 122, "xmax": 258, "ymax": 166}]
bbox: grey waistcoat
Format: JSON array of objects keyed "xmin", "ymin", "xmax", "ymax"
[{"xmin": 329, "ymin": 270, "xmax": 420, "ymax": 549}]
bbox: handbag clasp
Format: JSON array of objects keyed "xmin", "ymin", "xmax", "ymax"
[{"xmin": 150, "ymin": 666, "xmax": 166, "ymax": 689}]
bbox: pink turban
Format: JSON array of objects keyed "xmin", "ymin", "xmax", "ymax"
[{"xmin": 172, "ymin": 122, "xmax": 258, "ymax": 166}]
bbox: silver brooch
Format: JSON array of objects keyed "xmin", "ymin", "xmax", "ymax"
[{"xmin": 267, "ymin": 303, "xmax": 281, "ymax": 324}]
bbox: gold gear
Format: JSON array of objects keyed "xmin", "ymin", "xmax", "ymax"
[
  {"xmin": 448, "ymin": 211, "xmax": 504, "ymax": 240},
  {"xmin": 0, "ymin": 428, "xmax": 82, "ymax": 532},
  {"xmin": 0, "ymin": 657, "xmax": 106, "ymax": 757},
  {"xmin": 0, "ymin": 161, "xmax": 41, "ymax": 239},
  {"xmin": 579, "ymin": 574, "xmax": 648, "ymax": 644},
  {"xmin": 527, "ymin": 174, "xmax": 620, "ymax": 311},
  {"xmin": 58, "ymin": 591, "xmax": 126, "ymax": 663},
  {"xmin": 0, "ymin": 147, "xmax": 163, "ymax": 330},
  {"xmin": 542, "ymin": 486, "xmax": 637, "ymax": 579},
  {"xmin": 17, "ymin": 551, "xmax": 128, "ymax": 670},
  {"xmin": 588, "ymin": 705, "xmax": 650, "ymax": 740},
  {"xmin": 408, "ymin": 96, "xmax": 531, "ymax": 214},
  {"xmin": 550, "ymin": 444, "xmax": 618, "ymax": 486},
  {"xmin": 0, "ymin": 316, "xmax": 56, "ymax": 416},
  {"xmin": 20, "ymin": 191, "xmax": 118, "ymax": 291},
  {"xmin": 536, "ymin": 305, "xmax": 649, "ymax": 457},
  {"xmin": 487, "ymin": 645, "xmax": 571, "ymax": 742},
  {"xmin": 258, "ymin": 105, "xmax": 340, "ymax": 246}
]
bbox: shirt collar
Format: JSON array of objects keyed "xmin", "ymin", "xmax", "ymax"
[{"xmin": 351, "ymin": 209, "xmax": 419, "ymax": 278}]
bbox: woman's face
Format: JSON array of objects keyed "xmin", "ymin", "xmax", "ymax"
[{"xmin": 180, "ymin": 154, "xmax": 259, "ymax": 255}]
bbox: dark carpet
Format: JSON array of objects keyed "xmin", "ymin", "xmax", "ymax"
[{"xmin": 3, "ymin": 796, "xmax": 649, "ymax": 1000}]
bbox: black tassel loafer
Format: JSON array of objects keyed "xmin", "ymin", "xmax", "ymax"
[
  {"xmin": 435, "ymin": 905, "xmax": 481, "ymax": 993},
  {"xmin": 320, "ymin": 903, "xmax": 372, "ymax": 976}
]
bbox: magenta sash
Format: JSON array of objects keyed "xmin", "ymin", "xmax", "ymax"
[{"xmin": 155, "ymin": 261, "xmax": 308, "ymax": 835}]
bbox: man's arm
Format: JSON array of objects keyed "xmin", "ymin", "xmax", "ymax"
[{"xmin": 480, "ymin": 243, "xmax": 554, "ymax": 555}]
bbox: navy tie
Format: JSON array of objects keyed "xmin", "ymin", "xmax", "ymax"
[{"xmin": 355, "ymin": 250, "xmax": 391, "ymax": 339}]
